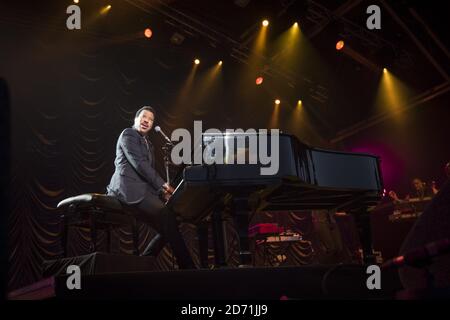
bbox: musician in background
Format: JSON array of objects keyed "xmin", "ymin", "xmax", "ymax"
[
  {"xmin": 411, "ymin": 178, "xmax": 435, "ymax": 199},
  {"xmin": 106, "ymin": 106, "xmax": 195, "ymax": 269},
  {"xmin": 388, "ymin": 177, "xmax": 436, "ymax": 203},
  {"xmin": 398, "ymin": 173, "xmax": 450, "ymax": 293}
]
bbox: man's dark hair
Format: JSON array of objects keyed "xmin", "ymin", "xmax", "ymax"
[{"xmin": 135, "ymin": 106, "xmax": 156, "ymax": 119}]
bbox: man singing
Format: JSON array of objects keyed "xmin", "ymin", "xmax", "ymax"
[{"xmin": 106, "ymin": 106, "xmax": 195, "ymax": 269}]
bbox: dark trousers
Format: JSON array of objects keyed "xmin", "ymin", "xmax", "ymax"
[{"xmin": 133, "ymin": 192, "xmax": 195, "ymax": 269}]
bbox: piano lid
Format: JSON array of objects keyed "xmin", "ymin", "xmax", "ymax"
[
  {"xmin": 168, "ymin": 132, "xmax": 384, "ymax": 220},
  {"xmin": 174, "ymin": 131, "xmax": 383, "ymax": 193}
]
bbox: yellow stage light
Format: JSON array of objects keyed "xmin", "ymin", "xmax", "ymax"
[
  {"xmin": 262, "ymin": 20, "xmax": 269, "ymax": 27},
  {"xmin": 100, "ymin": 5, "xmax": 112, "ymax": 14},
  {"xmin": 194, "ymin": 59, "xmax": 200, "ymax": 65},
  {"xmin": 275, "ymin": 99, "xmax": 281, "ymax": 105}
]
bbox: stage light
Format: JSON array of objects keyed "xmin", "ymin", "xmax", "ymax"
[
  {"xmin": 297, "ymin": 100, "xmax": 302, "ymax": 106},
  {"xmin": 376, "ymin": 67, "xmax": 412, "ymax": 118},
  {"xmin": 252, "ymin": 19, "xmax": 269, "ymax": 55},
  {"xmin": 275, "ymin": 99, "xmax": 281, "ymax": 105},
  {"xmin": 73, "ymin": 0, "xmax": 79, "ymax": 3},
  {"xmin": 100, "ymin": 5, "xmax": 112, "ymax": 14},
  {"xmin": 336, "ymin": 40, "xmax": 344, "ymax": 51},
  {"xmin": 194, "ymin": 59, "xmax": 200, "ymax": 65},
  {"xmin": 293, "ymin": 22, "xmax": 299, "ymax": 28},
  {"xmin": 144, "ymin": 28, "xmax": 153, "ymax": 39},
  {"xmin": 218, "ymin": 60, "xmax": 223, "ymax": 66},
  {"xmin": 255, "ymin": 77, "xmax": 263, "ymax": 85}
]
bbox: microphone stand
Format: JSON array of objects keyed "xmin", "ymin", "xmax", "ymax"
[{"xmin": 162, "ymin": 142, "xmax": 173, "ymax": 184}]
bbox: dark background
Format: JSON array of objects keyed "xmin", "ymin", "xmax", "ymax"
[{"xmin": 1, "ymin": 0, "xmax": 449, "ymax": 292}]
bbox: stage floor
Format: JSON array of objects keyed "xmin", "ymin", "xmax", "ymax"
[{"xmin": 9, "ymin": 262, "xmax": 402, "ymax": 300}]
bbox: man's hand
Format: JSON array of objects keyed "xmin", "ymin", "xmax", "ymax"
[
  {"xmin": 162, "ymin": 183, "xmax": 174, "ymax": 195},
  {"xmin": 162, "ymin": 190, "xmax": 171, "ymax": 202},
  {"xmin": 388, "ymin": 190, "xmax": 400, "ymax": 202},
  {"xmin": 161, "ymin": 183, "xmax": 175, "ymax": 202},
  {"xmin": 431, "ymin": 181, "xmax": 439, "ymax": 194}
]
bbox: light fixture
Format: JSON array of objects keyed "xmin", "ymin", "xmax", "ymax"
[
  {"xmin": 336, "ymin": 40, "xmax": 344, "ymax": 51},
  {"xmin": 144, "ymin": 28, "xmax": 153, "ymax": 39}
]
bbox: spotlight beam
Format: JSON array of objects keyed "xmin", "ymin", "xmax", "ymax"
[
  {"xmin": 269, "ymin": 103, "xmax": 280, "ymax": 129},
  {"xmin": 237, "ymin": 1, "xmax": 297, "ymax": 47},
  {"xmin": 100, "ymin": 5, "xmax": 112, "ymax": 15},
  {"xmin": 330, "ymin": 81, "xmax": 450, "ymax": 144}
]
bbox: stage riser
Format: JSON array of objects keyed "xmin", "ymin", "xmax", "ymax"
[
  {"xmin": 52, "ymin": 265, "xmax": 402, "ymax": 300},
  {"xmin": 43, "ymin": 252, "xmax": 157, "ymax": 278}
]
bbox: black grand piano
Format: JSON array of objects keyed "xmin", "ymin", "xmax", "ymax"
[{"xmin": 166, "ymin": 132, "xmax": 383, "ymax": 266}]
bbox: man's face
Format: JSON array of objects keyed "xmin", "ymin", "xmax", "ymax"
[
  {"xmin": 134, "ymin": 110, "xmax": 154, "ymax": 135},
  {"xmin": 413, "ymin": 179, "xmax": 423, "ymax": 191}
]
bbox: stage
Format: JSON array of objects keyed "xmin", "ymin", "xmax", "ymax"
[{"xmin": 8, "ymin": 253, "xmax": 402, "ymax": 300}]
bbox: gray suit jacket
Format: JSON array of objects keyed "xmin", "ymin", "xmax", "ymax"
[{"xmin": 107, "ymin": 127, "xmax": 165, "ymax": 204}]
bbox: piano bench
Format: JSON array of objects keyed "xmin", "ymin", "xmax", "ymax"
[{"xmin": 57, "ymin": 193, "xmax": 140, "ymax": 257}]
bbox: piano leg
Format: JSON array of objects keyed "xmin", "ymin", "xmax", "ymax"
[
  {"xmin": 355, "ymin": 208, "xmax": 376, "ymax": 265},
  {"xmin": 197, "ymin": 222, "xmax": 209, "ymax": 268},
  {"xmin": 232, "ymin": 197, "xmax": 252, "ymax": 267},
  {"xmin": 212, "ymin": 208, "xmax": 227, "ymax": 267}
]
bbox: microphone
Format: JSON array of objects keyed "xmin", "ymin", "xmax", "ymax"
[
  {"xmin": 154, "ymin": 126, "xmax": 173, "ymax": 145},
  {"xmin": 382, "ymin": 238, "xmax": 450, "ymax": 269}
]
